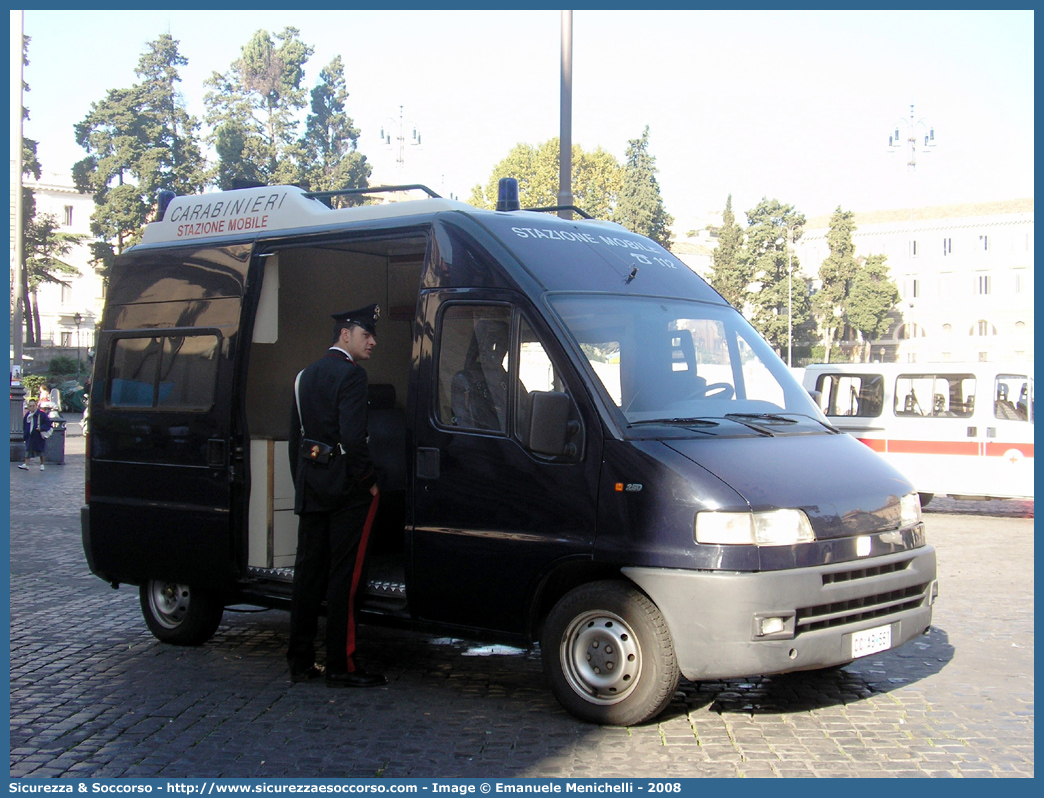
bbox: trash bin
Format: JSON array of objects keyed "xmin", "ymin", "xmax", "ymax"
[{"xmin": 44, "ymin": 418, "xmax": 66, "ymax": 465}]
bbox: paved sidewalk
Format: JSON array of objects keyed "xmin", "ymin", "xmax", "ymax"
[{"xmin": 8, "ymin": 442, "xmax": 1034, "ymax": 778}]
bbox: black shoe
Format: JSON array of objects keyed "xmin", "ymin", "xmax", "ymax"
[
  {"xmin": 325, "ymin": 669, "xmax": 387, "ymax": 688},
  {"xmin": 290, "ymin": 664, "xmax": 325, "ymax": 683}
]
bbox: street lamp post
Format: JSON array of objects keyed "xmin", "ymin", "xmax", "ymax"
[
  {"xmin": 888, "ymin": 105, "xmax": 937, "ymax": 362},
  {"xmin": 74, "ymin": 313, "xmax": 82, "ymax": 379},
  {"xmin": 787, "ymin": 229, "xmax": 793, "ymax": 368},
  {"xmin": 778, "ymin": 227, "xmax": 795, "ymax": 367}
]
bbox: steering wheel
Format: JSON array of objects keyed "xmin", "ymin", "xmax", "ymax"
[{"xmin": 690, "ymin": 382, "xmax": 734, "ymax": 400}]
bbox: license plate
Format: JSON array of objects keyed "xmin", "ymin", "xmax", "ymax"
[{"xmin": 851, "ymin": 624, "xmax": 892, "ymax": 658}]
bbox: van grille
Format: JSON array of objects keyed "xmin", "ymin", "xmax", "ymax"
[
  {"xmin": 822, "ymin": 559, "xmax": 911, "ymax": 585},
  {"xmin": 796, "ymin": 583, "xmax": 930, "ymax": 633}
]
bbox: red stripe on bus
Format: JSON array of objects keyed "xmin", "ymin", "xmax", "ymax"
[{"xmin": 857, "ymin": 438, "xmax": 1033, "ymax": 458}]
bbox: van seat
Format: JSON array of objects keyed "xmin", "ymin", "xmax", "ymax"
[
  {"xmin": 367, "ymin": 385, "xmax": 407, "ymax": 556},
  {"xmin": 368, "ymin": 384, "xmax": 406, "ymax": 493}
]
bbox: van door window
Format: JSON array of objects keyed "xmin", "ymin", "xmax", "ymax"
[
  {"xmin": 438, "ymin": 305, "xmax": 512, "ymax": 432},
  {"xmin": 108, "ymin": 332, "xmax": 221, "ymax": 410}
]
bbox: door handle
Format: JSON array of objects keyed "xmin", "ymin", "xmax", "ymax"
[
  {"xmin": 206, "ymin": 438, "xmax": 227, "ymax": 467},
  {"xmin": 416, "ymin": 447, "xmax": 440, "ymax": 480}
]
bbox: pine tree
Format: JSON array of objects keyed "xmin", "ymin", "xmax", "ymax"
[
  {"xmin": 709, "ymin": 195, "xmax": 748, "ymax": 309},
  {"xmin": 848, "ymin": 254, "xmax": 900, "ymax": 362},
  {"xmin": 813, "ymin": 207, "xmax": 859, "ymax": 363},
  {"xmin": 300, "ymin": 56, "xmax": 371, "ymax": 203},
  {"xmin": 204, "ymin": 28, "xmax": 314, "ymax": 188},
  {"xmin": 742, "ymin": 198, "xmax": 809, "ymax": 357},
  {"xmin": 614, "ymin": 126, "xmax": 673, "ymax": 249},
  {"xmin": 74, "ymin": 35, "xmax": 205, "ymax": 260}
]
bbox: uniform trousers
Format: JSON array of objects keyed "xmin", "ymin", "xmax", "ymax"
[{"xmin": 287, "ymin": 492, "xmax": 379, "ymax": 675}]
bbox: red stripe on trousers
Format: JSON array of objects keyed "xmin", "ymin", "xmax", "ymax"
[{"xmin": 345, "ymin": 490, "xmax": 380, "ymax": 672}]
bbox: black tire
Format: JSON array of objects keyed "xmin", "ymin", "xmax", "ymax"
[
  {"xmin": 541, "ymin": 580, "xmax": 680, "ymax": 726},
  {"xmin": 139, "ymin": 580, "xmax": 224, "ymax": 646},
  {"xmin": 918, "ymin": 493, "xmax": 934, "ymax": 508}
]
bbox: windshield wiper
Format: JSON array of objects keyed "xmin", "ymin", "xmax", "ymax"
[
  {"xmin": 725, "ymin": 412, "xmax": 798, "ymax": 424},
  {"xmin": 628, "ymin": 418, "xmax": 719, "ymax": 428}
]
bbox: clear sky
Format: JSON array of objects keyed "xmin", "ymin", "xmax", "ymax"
[{"xmin": 15, "ymin": 8, "xmax": 1035, "ymax": 228}]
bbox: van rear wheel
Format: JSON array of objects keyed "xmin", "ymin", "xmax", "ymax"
[
  {"xmin": 541, "ymin": 580, "xmax": 680, "ymax": 726},
  {"xmin": 139, "ymin": 580, "xmax": 223, "ymax": 646}
]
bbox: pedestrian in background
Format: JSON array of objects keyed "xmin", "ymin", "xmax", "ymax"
[
  {"xmin": 19, "ymin": 398, "xmax": 52, "ymax": 471},
  {"xmin": 286, "ymin": 303, "xmax": 386, "ymax": 688}
]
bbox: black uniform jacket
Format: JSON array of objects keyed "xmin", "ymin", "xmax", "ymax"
[{"xmin": 289, "ymin": 348, "xmax": 376, "ymax": 513}]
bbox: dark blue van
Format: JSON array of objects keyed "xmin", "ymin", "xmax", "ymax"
[{"xmin": 81, "ymin": 182, "xmax": 938, "ymax": 725}]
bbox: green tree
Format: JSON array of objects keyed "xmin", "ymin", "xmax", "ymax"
[
  {"xmin": 299, "ymin": 56, "xmax": 371, "ymax": 203},
  {"xmin": 24, "ymin": 213, "xmax": 87, "ymax": 346},
  {"xmin": 17, "ymin": 33, "xmax": 43, "ymax": 345},
  {"xmin": 847, "ymin": 254, "xmax": 899, "ymax": 362},
  {"xmin": 74, "ymin": 35, "xmax": 205, "ymax": 261},
  {"xmin": 741, "ymin": 198, "xmax": 809, "ymax": 358},
  {"xmin": 709, "ymin": 195, "xmax": 748, "ymax": 309},
  {"xmin": 614, "ymin": 126, "xmax": 673, "ymax": 249},
  {"xmin": 470, "ymin": 138, "xmax": 622, "ymax": 220},
  {"xmin": 204, "ymin": 27, "xmax": 314, "ymax": 188},
  {"xmin": 813, "ymin": 207, "xmax": 859, "ymax": 363}
]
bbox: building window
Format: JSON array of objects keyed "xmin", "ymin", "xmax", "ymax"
[
  {"xmin": 979, "ymin": 352, "xmax": 989, "ymax": 362},
  {"xmin": 1013, "ymin": 269, "xmax": 1027, "ymax": 294},
  {"xmin": 1015, "ymin": 321, "xmax": 1026, "ymax": 332},
  {"xmin": 971, "ymin": 320, "xmax": 997, "ymax": 336},
  {"xmin": 979, "ymin": 235, "xmax": 990, "ymax": 252},
  {"xmin": 61, "ymin": 332, "xmax": 72, "ymax": 347},
  {"xmin": 904, "ymin": 277, "xmax": 919, "ymax": 300},
  {"xmin": 938, "ymin": 272, "xmax": 953, "ymax": 296},
  {"xmin": 63, "ymin": 205, "xmax": 74, "ymax": 227},
  {"xmin": 60, "ymin": 284, "xmax": 72, "ymax": 304},
  {"xmin": 942, "ymin": 237, "xmax": 952, "ymax": 255},
  {"xmin": 977, "ymin": 273, "xmax": 991, "ymax": 295},
  {"xmin": 909, "ymin": 240, "xmax": 918, "ymax": 258},
  {"xmin": 942, "ymin": 323, "xmax": 952, "ymax": 335}
]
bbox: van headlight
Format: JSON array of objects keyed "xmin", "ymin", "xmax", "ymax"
[
  {"xmin": 900, "ymin": 492, "xmax": 922, "ymax": 527},
  {"xmin": 696, "ymin": 509, "xmax": 815, "ymax": 546}
]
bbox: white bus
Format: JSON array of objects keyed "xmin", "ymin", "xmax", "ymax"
[{"xmin": 803, "ymin": 362, "xmax": 1034, "ymax": 503}]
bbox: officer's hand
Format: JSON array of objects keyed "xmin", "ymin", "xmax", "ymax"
[{"xmin": 370, "ymin": 484, "xmax": 379, "ymax": 497}]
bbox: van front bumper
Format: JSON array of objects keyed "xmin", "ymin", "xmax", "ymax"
[{"xmin": 622, "ymin": 545, "xmax": 937, "ymax": 681}]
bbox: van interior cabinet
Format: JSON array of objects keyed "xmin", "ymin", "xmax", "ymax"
[{"xmin": 247, "ymin": 439, "xmax": 297, "ymax": 568}]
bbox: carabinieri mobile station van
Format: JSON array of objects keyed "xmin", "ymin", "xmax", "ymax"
[{"xmin": 82, "ymin": 179, "xmax": 938, "ymax": 725}]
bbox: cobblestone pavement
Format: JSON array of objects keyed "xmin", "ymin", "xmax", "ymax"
[{"xmin": 9, "ymin": 437, "xmax": 1034, "ymax": 778}]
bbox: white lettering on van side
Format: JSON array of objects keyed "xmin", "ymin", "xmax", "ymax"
[
  {"xmin": 511, "ymin": 227, "xmax": 598, "ymax": 244},
  {"xmin": 509, "ymin": 226, "xmax": 678, "ymax": 269},
  {"xmin": 167, "ymin": 191, "xmax": 288, "ymax": 237}
]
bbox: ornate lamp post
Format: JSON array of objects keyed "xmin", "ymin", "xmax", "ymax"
[{"xmin": 380, "ymin": 106, "xmax": 422, "ymax": 170}]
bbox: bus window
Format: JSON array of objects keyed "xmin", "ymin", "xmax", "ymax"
[
  {"xmin": 895, "ymin": 373, "xmax": 975, "ymax": 418},
  {"xmin": 995, "ymin": 374, "xmax": 1030, "ymax": 421},
  {"xmin": 813, "ymin": 373, "xmax": 883, "ymax": 417}
]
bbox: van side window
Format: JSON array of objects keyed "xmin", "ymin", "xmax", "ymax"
[
  {"xmin": 894, "ymin": 373, "xmax": 975, "ymax": 418},
  {"xmin": 438, "ymin": 305, "xmax": 512, "ymax": 432},
  {"xmin": 108, "ymin": 333, "xmax": 220, "ymax": 410},
  {"xmin": 813, "ymin": 374, "xmax": 883, "ymax": 417}
]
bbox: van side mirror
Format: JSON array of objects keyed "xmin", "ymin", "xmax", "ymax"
[{"xmin": 527, "ymin": 391, "xmax": 574, "ymax": 457}]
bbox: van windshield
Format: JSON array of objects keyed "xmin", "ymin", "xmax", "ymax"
[{"xmin": 549, "ymin": 294, "xmax": 823, "ymax": 431}]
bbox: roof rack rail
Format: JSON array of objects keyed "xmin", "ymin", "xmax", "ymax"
[
  {"xmin": 304, "ymin": 184, "xmax": 443, "ymax": 205},
  {"xmin": 524, "ymin": 205, "xmax": 595, "ymax": 220}
]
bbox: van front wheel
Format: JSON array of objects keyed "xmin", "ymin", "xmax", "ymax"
[
  {"xmin": 139, "ymin": 581, "xmax": 223, "ymax": 646},
  {"xmin": 542, "ymin": 580, "xmax": 680, "ymax": 726}
]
